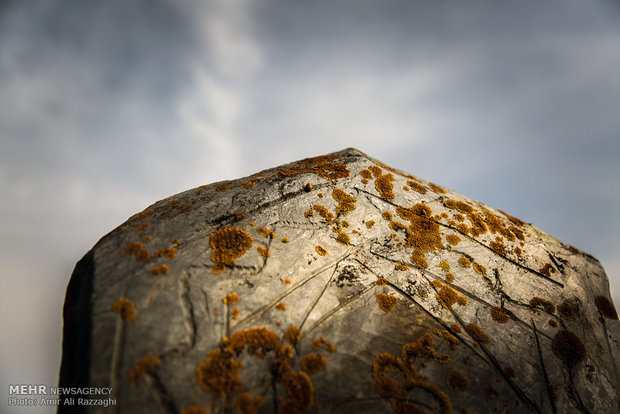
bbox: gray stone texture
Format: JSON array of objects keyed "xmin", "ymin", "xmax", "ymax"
[{"xmin": 59, "ymin": 148, "xmax": 620, "ymax": 413}]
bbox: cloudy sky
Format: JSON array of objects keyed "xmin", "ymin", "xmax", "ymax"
[{"xmin": 1, "ymin": 0, "xmax": 619, "ymax": 412}]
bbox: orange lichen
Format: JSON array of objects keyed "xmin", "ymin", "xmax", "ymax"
[
  {"xmin": 446, "ymin": 370, "xmax": 469, "ymax": 391},
  {"xmin": 317, "ymin": 193, "xmax": 323, "ymax": 198},
  {"xmin": 304, "ymin": 209, "xmax": 314, "ymax": 218},
  {"xmin": 196, "ymin": 348, "xmax": 243, "ymax": 396},
  {"xmin": 332, "ymin": 188, "xmax": 357, "ymax": 216},
  {"xmin": 179, "ymin": 406, "xmax": 209, "ymax": 414},
  {"xmin": 451, "ymin": 324, "xmax": 462, "ymax": 333},
  {"xmin": 595, "ymin": 296, "xmax": 618, "ymax": 319},
  {"xmin": 210, "ymin": 227, "xmax": 253, "ymax": 274},
  {"xmin": 155, "ymin": 246, "xmax": 176, "ymax": 259},
  {"xmin": 278, "ymin": 154, "xmax": 349, "ymax": 180},
  {"xmin": 382, "ymin": 211, "xmax": 393, "ymax": 221},
  {"xmin": 489, "ymin": 237, "xmax": 506, "ymax": 255},
  {"xmin": 472, "ymin": 262, "xmax": 487, "ymax": 275},
  {"xmin": 222, "ymin": 293, "xmax": 240, "ymax": 305},
  {"xmin": 313, "ymin": 204, "xmax": 334, "ymax": 221},
  {"xmin": 376, "ymin": 277, "xmax": 388, "ymax": 286},
  {"xmin": 240, "ymin": 181, "xmax": 256, "ymax": 189},
  {"xmin": 407, "ymin": 180, "xmax": 427, "ymax": 194},
  {"xmin": 418, "ymin": 289, "xmax": 427, "ymax": 297},
  {"xmin": 311, "ymin": 337, "xmax": 336, "ymax": 353},
  {"xmin": 215, "ymin": 183, "xmax": 230, "ymax": 192},
  {"xmin": 500, "ymin": 210, "xmax": 526, "ymax": 226},
  {"xmin": 446, "ymin": 234, "xmax": 461, "ymax": 246},
  {"xmin": 275, "ymin": 361, "xmax": 315, "ymax": 413},
  {"xmin": 395, "ymin": 203, "xmax": 445, "ymax": 270},
  {"xmin": 256, "ymin": 226, "xmax": 275, "ymax": 239},
  {"xmin": 342, "ymin": 220, "xmax": 349, "ymax": 227},
  {"xmin": 552, "ymin": 330, "xmax": 586, "ymax": 366},
  {"xmin": 136, "ymin": 223, "xmax": 149, "ymax": 231},
  {"xmin": 230, "ymin": 327, "xmax": 282, "ymax": 356},
  {"xmin": 360, "ymin": 169, "xmax": 373, "ymax": 179},
  {"xmin": 439, "ymin": 260, "xmax": 451, "ymax": 272},
  {"xmin": 465, "ymin": 323, "xmax": 490, "ymax": 345},
  {"xmin": 301, "ymin": 353, "xmax": 327, "ymax": 374},
  {"xmin": 315, "ymin": 245, "xmax": 327, "ymax": 256},
  {"xmin": 142, "ymin": 235, "xmax": 152, "ymax": 242},
  {"xmin": 335, "ymin": 232, "xmax": 350, "ymax": 245},
  {"xmin": 428, "ymin": 183, "xmax": 447, "ymax": 194},
  {"xmin": 376, "ymin": 293, "xmax": 398, "ymax": 312},
  {"xmin": 395, "ymin": 263, "xmax": 409, "ymax": 271},
  {"xmin": 111, "ymin": 297, "xmax": 137, "ymax": 321},
  {"xmin": 515, "ymin": 247, "xmax": 523, "ymax": 257},
  {"xmin": 482, "ymin": 209, "xmax": 518, "ymax": 242},
  {"xmin": 434, "ymin": 281, "xmax": 467, "ymax": 309},
  {"xmin": 458, "ymin": 257, "xmax": 471, "ymax": 268},
  {"xmin": 275, "ymin": 303, "xmax": 287, "ymax": 311},
  {"xmin": 235, "ymin": 393, "xmax": 264, "ymax": 414},
  {"xmin": 125, "ymin": 242, "xmax": 150, "ymax": 262},
  {"xmin": 361, "ymin": 178, "xmax": 369, "ymax": 184},
  {"xmin": 491, "ymin": 306, "xmax": 509, "ymax": 323},
  {"xmin": 375, "ymin": 173, "xmax": 395, "ymax": 200},
  {"xmin": 284, "ymin": 326, "xmax": 301, "ymax": 345},
  {"xmin": 445, "ymin": 273, "xmax": 455, "ymax": 283},
  {"xmin": 281, "ymin": 237, "xmax": 290, "ymax": 243},
  {"xmin": 443, "ymin": 330, "xmax": 459, "ymax": 349},
  {"xmin": 443, "ymin": 199, "xmax": 487, "ymax": 236},
  {"xmin": 257, "ymin": 246, "xmax": 270, "ymax": 258},
  {"xmin": 530, "ymin": 297, "xmax": 556, "ymax": 314},
  {"xmin": 129, "ymin": 352, "xmax": 161, "ymax": 386},
  {"xmin": 558, "ymin": 301, "xmax": 576, "ymax": 319},
  {"xmin": 539, "ymin": 264, "xmax": 555, "ymax": 277},
  {"xmin": 509, "ymin": 226, "xmax": 525, "ymax": 240},
  {"xmin": 150, "ymin": 264, "xmax": 170, "ymax": 275},
  {"xmin": 283, "ymin": 278, "xmax": 292, "ymax": 285},
  {"xmin": 366, "ymin": 220, "xmax": 375, "ymax": 228},
  {"xmin": 232, "ymin": 307, "xmax": 240, "ymax": 320}
]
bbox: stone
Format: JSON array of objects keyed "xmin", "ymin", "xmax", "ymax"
[{"xmin": 59, "ymin": 148, "xmax": 620, "ymax": 413}]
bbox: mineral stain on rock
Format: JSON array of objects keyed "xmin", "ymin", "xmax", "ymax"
[{"xmin": 60, "ymin": 148, "xmax": 620, "ymax": 413}]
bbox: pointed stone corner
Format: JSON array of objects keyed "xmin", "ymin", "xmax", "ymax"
[{"xmin": 60, "ymin": 150, "xmax": 619, "ymax": 413}]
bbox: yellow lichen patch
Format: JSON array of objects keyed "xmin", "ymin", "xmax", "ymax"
[
  {"xmin": 275, "ymin": 361, "xmax": 315, "ymax": 413},
  {"xmin": 332, "ymin": 188, "xmax": 357, "ymax": 216},
  {"xmin": 482, "ymin": 209, "xmax": 517, "ymax": 242},
  {"xmin": 275, "ymin": 303, "xmax": 287, "ymax": 311},
  {"xmin": 311, "ymin": 337, "xmax": 336, "ymax": 353},
  {"xmin": 171, "ymin": 238, "xmax": 181, "ymax": 245},
  {"xmin": 428, "ymin": 183, "xmax": 447, "ymax": 194},
  {"xmin": 129, "ymin": 352, "xmax": 161, "ymax": 386},
  {"xmin": 155, "ymin": 246, "xmax": 176, "ymax": 259},
  {"xmin": 360, "ymin": 169, "xmax": 373, "ymax": 179},
  {"xmin": 284, "ymin": 326, "xmax": 301, "ymax": 345},
  {"xmin": 443, "ymin": 199, "xmax": 487, "ymax": 236},
  {"xmin": 257, "ymin": 246, "xmax": 270, "ymax": 258},
  {"xmin": 317, "ymin": 193, "xmax": 323, "ymax": 198},
  {"xmin": 552, "ymin": 329, "xmax": 586, "ymax": 366},
  {"xmin": 395, "ymin": 203, "xmax": 445, "ymax": 269},
  {"xmin": 301, "ymin": 353, "xmax": 327, "ymax": 375},
  {"xmin": 278, "ymin": 154, "xmax": 349, "ymax": 180},
  {"xmin": 446, "ymin": 234, "xmax": 461, "ymax": 246},
  {"xmin": 489, "ymin": 237, "xmax": 506, "ymax": 255},
  {"xmin": 382, "ymin": 211, "xmax": 393, "ymax": 221},
  {"xmin": 150, "ymin": 264, "xmax": 170, "ymax": 275},
  {"xmin": 230, "ymin": 327, "xmax": 282, "ymax": 357},
  {"xmin": 472, "ymin": 262, "xmax": 487, "ymax": 275},
  {"xmin": 465, "ymin": 323, "xmax": 490, "ymax": 345},
  {"xmin": 491, "ymin": 306, "xmax": 509, "ymax": 323},
  {"xmin": 372, "ymin": 334, "xmax": 452, "ymax": 414},
  {"xmin": 281, "ymin": 237, "xmax": 290, "ymax": 243},
  {"xmin": 283, "ymin": 278, "xmax": 292, "ymax": 285},
  {"xmin": 375, "ymin": 173, "xmax": 395, "ymax": 200},
  {"xmin": 315, "ymin": 245, "xmax": 327, "ymax": 256},
  {"xmin": 445, "ymin": 273, "xmax": 455, "ymax": 283},
  {"xmin": 446, "ymin": 370, "xmax": 469, "ymax": 391},
  {"xmin": 304, "ymin": 209, "xmax": 314, "ymax": 218},
  {"xmin": 210, "ymin": 227, "xmax": 253, "ymax": 274},
  {"xmin": 111, "ymin": 297, "xmax": 137, "ymax": 321},
  {"xmin": 342, "ymin": 220, "xmax": 349, "ymax": 227},
  {"xmin": 376, "ymin": 277, "xmax": 388, "ymax": 286},
  {"xmin": 235, "ymin": 393, "xmax": 264, "ymax": 414},
  {"xmin": 368, "ymin": 165, "xmax": 382, "ymax": 178},
  {"xmin": 515, "ymin": 247, "xmax": 523, "ymax": 257},
  {"xmin": 222, "ymin": 293, "xmax": 240, "ymax": 305},
  {"xmin": 439, "ymin": 260, "xmax": 451, "ymax": 272},
  {"xmin": 407, "ymin": 180, "xmax": 427, "ymax": 194},
  {"xmin": 509, "ymin": 226, "xmax": 525, "ymax": 240},
  {"xmin": 313, "ymin": 204, "xmax": 334, "ymax": 221},
  {"xmin": 454, "ymin": 214, "xmax": 465, "ymax": 222},
  {"xmin": 458, "ymin": 256, "xmax": 471, "ymax": 269},
  {"xmin": 232, "ymin": 307, "xmax": 240, "ymax": 320},
  {"xmin": 595, "ymin": 296, "xmax": 618, "ymax": 319},
  {"xmin": 335, "ymin": 231, "xmax": 350, "ymax": 245},
  {"xmin": 499, "ymin": 210, "xmax": 526, "ymax": 226},
  {"xmin": 361, "ymin": 178, "xmax": 369, "ymax": 184},
  {"xmin": 395, "ymin": 263, "xmax": 409, "ymax": 271},
  {"xmin": 443, "ymin": 330, "xmax": 459, "ymax": 349},
  {"xmin": 418, "ymin": 289, "xmax": 427, "ymax": 297},
  {"xmin": 125, "ymin": 242, "xmax": 150, "ymax": 262},
  {"xmin": 215, "ymin": 183, "xmax": 230, "ymax": 192},
  {"xmin": 240, "ymin": 181, "xmax": 256, "ymax": 189},
  {"xmin": 450, "ymin": 324, "xmax": 461, "ymax": 333},
  {"xmin": 376, "ymin": 293, "xmax": 398, "ymax": 312},
  {"xmin": 256, "ymin": 226, "xmax": 275, "ymax": 239},
  {"xmin": 366, "ymin": 220, "xmax": 375, "ymax": 228},
  {"xmin": 530, "ymin": 297, "xmax": 556, "ymax": 314},
  {"xmin": 434, "ymin": 280, "xmax": 467, "ymax": 309},
  {"xmin": 196, "ymin": 348, "xmax": 243, "ymax": 396},
  {"xmin": 179, "ymin": 406, "xmax": 208, "ymax": 414}
]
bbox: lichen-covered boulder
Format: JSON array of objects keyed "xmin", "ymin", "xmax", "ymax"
[{"xmin": 59, "ymin": 148, "xmax": 620, "ymax": 413}]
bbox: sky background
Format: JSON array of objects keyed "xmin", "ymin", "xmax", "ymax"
[{"xmin": 1, "ymin": 0, "xmax": 619, "ymax": 412}]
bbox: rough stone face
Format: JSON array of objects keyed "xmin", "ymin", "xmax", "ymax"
[{"xmin": 59, "ymin": 148, "xmax": 620, "ymax": 414}]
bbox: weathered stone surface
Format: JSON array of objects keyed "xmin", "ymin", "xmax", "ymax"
[{"xmin": 59, "ymin": 148, "xmax": 620, "ymax": 413}]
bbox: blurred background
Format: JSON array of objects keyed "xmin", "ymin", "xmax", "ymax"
[{"xmin": 1, "ymin": 0, "xmax": 619, "ymax": 412}]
